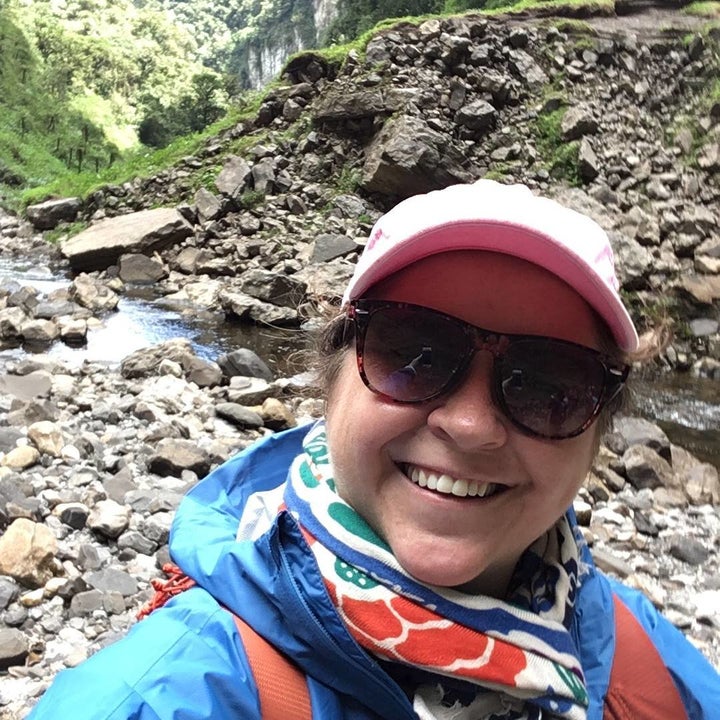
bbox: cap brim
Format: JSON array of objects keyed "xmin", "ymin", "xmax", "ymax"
[{"xmin": 344, "ymin": 220, "xmax": 639, "ymax": 352}]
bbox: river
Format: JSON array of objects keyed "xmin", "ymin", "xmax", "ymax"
[{"xmin": 1, "ymin": 255, "xmax": 719, "ymax": 469}]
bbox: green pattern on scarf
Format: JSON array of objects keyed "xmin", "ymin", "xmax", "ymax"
[
  {"xmin": 328, "ymin": 501, "xmax": 390, "ymax": 552},
  {"xmin": 304, "ymin": 430, "xmax": 330, "ymax": 465},
  {"xmin": 299, "ymin": 461, "xmax": 320, "ymax": 488},
  {"xmin": 335, "ymin": 558, "xmax": 380, "ymax": 589},
  {"xmin": 556, "ymin": 664, "xmax": 589, "ymax": 704}
]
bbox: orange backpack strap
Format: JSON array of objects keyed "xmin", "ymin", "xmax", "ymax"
[
  {"xmin": 603, "ymin": 594, "xmax": 688, "ymax": 720},
  {"xmin": 232, "ymin": 613, "xmax": 313, "ymax": 720}
]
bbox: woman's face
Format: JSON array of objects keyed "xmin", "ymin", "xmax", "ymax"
[{"xmin": 325, "ymin": 250, "xmax": 603, "ymax": 596}]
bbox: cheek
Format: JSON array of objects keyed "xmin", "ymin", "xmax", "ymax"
[
  {"xmin": 538, "ymin": 433, "xmax": 596, "ymax": 500},
  {"xmin": 325, "ymin": 354, "xmax": 359, "ymax": 441},
  {"xmin": 325, "ymin": 356, "xmax": 371, "ymax": 487}
]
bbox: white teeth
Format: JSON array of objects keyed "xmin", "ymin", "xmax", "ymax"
[
  {"xmin": 478, "ymin": 483, "xmax": 496, "ymax": 498},
  {"xmin": 436, "ymin": 474, "xmax": 454, "ymax": 493},
  {"xmin": 406, "ymin": 465, "xmax": 495, "ymax": 499},
  {"xmin": 451, "ymin": 479, "xmax": 469, "ymax": 497}
]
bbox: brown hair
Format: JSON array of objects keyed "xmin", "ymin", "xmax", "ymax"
[{"xmin": 311, "ymin": 304, "xmax": 353, "ymax": 397}]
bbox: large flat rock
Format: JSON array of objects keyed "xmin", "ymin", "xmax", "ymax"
[{"xmin": 61, "ymin": 208, "xmax": 192, "ymax": 272}]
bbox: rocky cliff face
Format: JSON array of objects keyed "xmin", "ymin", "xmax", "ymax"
[
  {"xmin": 241, "ymin": 0, "xmax": 338, "ymax": 88},
  {"xmin": 56, "ymin": 4, "xmax": 719, "ymax": 352}
]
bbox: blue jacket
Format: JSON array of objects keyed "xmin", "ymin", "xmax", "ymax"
[{"xmin": 29, "ymin": 424, "xmax": 719, "ymax": 719}]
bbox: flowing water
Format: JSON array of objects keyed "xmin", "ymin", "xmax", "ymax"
[
  {"xmin": 1, "ymin": 256, "xmax": 719, "ymax": 469},
  {"xmin": 0, "ymin": 256, "xmax": 306, "ymax": 371}
]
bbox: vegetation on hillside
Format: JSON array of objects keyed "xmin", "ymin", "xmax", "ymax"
[
  {"xmin": 323, "ymin": 0, "xmax": 443, "ymax": 43},
  {"xmin": 0, "ymin": 7, "xmax": 117, "ymax": 193},
  {"xmin": 3, "ymin": 0, "xmax": 717, "ymax": 212},
  {"xmin": 0, "ymin": 0, "xmax": 237, "ymax": 206},
  {"xmin": 141, "ymin": 0, "xmax": 320, "ymax": 88}
]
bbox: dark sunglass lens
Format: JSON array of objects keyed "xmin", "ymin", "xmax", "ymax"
[
  {"xmin": 498, "ymin": 340, "xmax": 607, "ymax": 438},
  {"xmin": 362, "ymin": 306, "xmax": 469, "ymax": 401}
]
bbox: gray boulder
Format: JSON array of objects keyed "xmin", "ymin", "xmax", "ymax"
[
  {"xmin": 61, "ymin": 208, "xmax": 192, "ymax": 272},
  {"xmin": 218, "ymin": 348, "xmax": 273, "ymax": 382},
  {"xmin": 118, "ymin": 253, "xmax": 168, "ymax": 284},
  {"xmin": 26, "ymin": 197, "xmax": 82, "ymax": 230},
  {"xmin": 362, "ymin": 115, "xmax": 475, "ymax": 197}
]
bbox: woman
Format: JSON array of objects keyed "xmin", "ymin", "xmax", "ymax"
[{"xmin": 28, "ymin": 180, "xmax": 718, "ymax": 719}]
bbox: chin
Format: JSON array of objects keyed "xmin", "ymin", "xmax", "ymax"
[
  {"xmin": 393, "ymin": 543, "xmax": 513, "ymax": 597},
  {"xmin": 395, "ymin": 551, "xmax": 484, "ymax": 590}
]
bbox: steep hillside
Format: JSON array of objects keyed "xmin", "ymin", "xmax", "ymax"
[
  {"xmin": 0, "ymin": 0, "xmax": 229, "ymax": 201},
  {"xmin": 0, "ymin": 7, "xmax": 115, "ymax": 191},
  {"xmin": 29, "ymin": 2, "xmax": 720, "ymax": 342}
]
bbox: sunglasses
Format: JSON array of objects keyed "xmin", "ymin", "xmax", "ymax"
[{"xmin": 347, "ymin": 299, "xmax": 629, "ymax": 440}]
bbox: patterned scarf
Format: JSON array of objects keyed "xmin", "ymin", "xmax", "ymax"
[{"xmin": 284, "ymin": 421, "xmax": 589, "ymax": 720}]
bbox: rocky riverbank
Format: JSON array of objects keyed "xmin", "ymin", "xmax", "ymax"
[
  {"xmin": 0, "ymin": 327, "xmax": 718, "ymax": 718},
  {"xmin": 1, "ymin": 3, "xmax": 719, "ymax": 716}
]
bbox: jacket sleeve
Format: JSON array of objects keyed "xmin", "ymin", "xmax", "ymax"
[
  {"xmin": 26, "ymin": 588, "xmax": 262, "ymax": 720},
  {"xmin": 608, "ymin": 578, "xmax": 720, "ymax": 720}
]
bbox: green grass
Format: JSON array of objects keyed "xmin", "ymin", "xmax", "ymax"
[
  {"xmin": 684, "ymin": 1, "xmax": 720, "ymax": 18},
  {"xmin": 534, "ymin": 105, "xmax": 581, "ymax": 185},
  {"xmin": 16, "ymin": 100, "xmax": 262, "ymax": 210},
  {"xmin": 549, "ymin": 18, "xmax": 598, "ymax": 34},
  {"xmin": 483, "ymin": 0, "xmax": 614, "ymax": 16},
  {"xmin": 711, "ymin": 77, "xmax": 720, "ymax": 103},
  {"xmin": 335, "ymin": 166, "xmax": 362, "ymax": 194},
  {"xmin": 483, "ymin": 162, "xmax": 514, "ymax": 181},
  {"xmin": 44, "ymin": 220, "xmax": 88, "ymax": 243},
  {"xmin": 238, "ymin": 189, "xmax": 266, "ymax": 209},
  {"xmin": 667, "ymin": 74, "xmax": 720, "ymax": 165}
]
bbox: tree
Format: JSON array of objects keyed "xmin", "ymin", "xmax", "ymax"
[
  {"xmin": 187, "ymin": 71, "xmax": 225, "ymax": 131},
  {"xmin": 138, "ymin": 115, "xmax": 172, "ymax": 147},
  {"xmin": 137, "ymin": 69, "xmax": 227, "ymax": 147}
]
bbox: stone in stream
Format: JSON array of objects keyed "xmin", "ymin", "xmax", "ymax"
[
  {"xmin": 118, "ymin": 253, "xmax": 169, "ymax": 284},
  {"xmin": 60, "ymin": 208, "xmax": 193, "ymax": 272},
  {"xmin": 217, "ymin": 348, "xmax": 274, "ymax": 382},
  {"xmin": 69, "ymin": 274, "xmax": 119, "ymax": 313}
]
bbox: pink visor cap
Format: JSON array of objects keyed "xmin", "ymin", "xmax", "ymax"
[{"xmin": 343, "ymin": 179, "xmax": 639, "ymax": 353}]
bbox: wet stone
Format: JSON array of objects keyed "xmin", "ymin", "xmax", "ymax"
[
  {"xmin": 668, "ymin": 536, "xmax": 711, "ymax": 566},
  {"xmin": 0, "ymin": 628, "xmax": 29, "ymax": 670},
  {"xmin": 69, "ymin": 590, "xmax": 105, "ymax": 617},
  {"xmin": 84, "ymin": 568, "xmax": 138, "ymax": 597}
]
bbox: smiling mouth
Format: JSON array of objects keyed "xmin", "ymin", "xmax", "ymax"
[{"xmin": 403, "ymin": 464, "xmax": 503, "ymax": 499}]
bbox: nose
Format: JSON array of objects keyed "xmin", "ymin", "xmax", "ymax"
[{"xmin": 426, "ymin": 353, "xmax": 509, "ymax": 451}]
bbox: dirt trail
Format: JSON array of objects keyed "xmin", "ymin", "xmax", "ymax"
[
  {"xmin": 589, "ymin": 2, "xmax": 713, "ymax": 36},
  {"xmin": 507, "ymin": 1, "xmax": 716, "ymax": 39}
]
